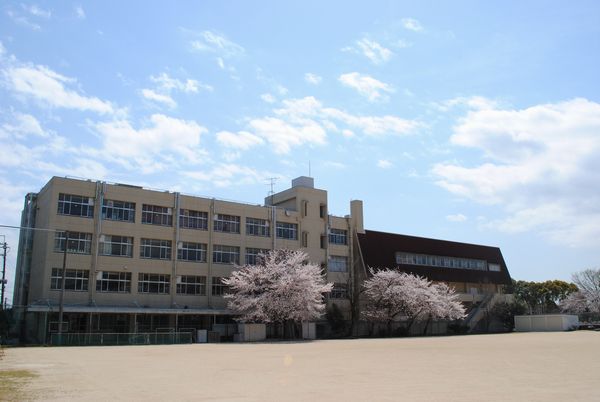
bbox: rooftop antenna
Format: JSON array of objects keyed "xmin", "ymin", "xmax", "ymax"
[{"xmin": 266, "ymin": 177, "xmax": 278, "ymax": 206}]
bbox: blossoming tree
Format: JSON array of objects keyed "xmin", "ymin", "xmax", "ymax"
[
  {"xmin": 362, "ymin": 268, "xmax": 465, "ymax": 336},
  {"xmin": 223, "ymin": 249, "xmax": 333, "ymax": 338}
]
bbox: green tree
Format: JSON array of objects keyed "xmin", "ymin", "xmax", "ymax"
[
  {"xmin": 488, "ymin": 301, "xmax": 527, "ymax": 331},
  {"xmin": 511, "ymin": 279, "xmax": 577, "ymax": 314}
]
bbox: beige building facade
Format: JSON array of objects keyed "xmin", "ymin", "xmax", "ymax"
[{"xmin": 13, "ymin": 176, "xmax": 359, "ymax": 342}]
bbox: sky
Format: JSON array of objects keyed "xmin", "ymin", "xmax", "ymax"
[{"xmin": 1, "ymin": 1, "xmax": 600, "ymax": 302}]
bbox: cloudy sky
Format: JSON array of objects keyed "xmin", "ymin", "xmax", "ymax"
[{"xmin": 1, "ymin": 1, "xmax": 599, "ymax": 301}]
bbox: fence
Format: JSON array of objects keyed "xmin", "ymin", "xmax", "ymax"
[{"xmin": 50, "ymin": 332, "xmax": 193, "ymax": 346}]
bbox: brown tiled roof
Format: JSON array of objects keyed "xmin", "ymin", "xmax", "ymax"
[{"xmin": 357, "ymin": 230, "xmax": 512, "ymax": 285}]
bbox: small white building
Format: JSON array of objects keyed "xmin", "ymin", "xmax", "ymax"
[{"xmin": 514, "ymin": 314, "xmax": 579, "ymax": 332}]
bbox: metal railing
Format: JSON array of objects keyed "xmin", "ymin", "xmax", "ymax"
[{"xmin": 50, "ymin": 332, "xmax": 193, "ymax": 346}]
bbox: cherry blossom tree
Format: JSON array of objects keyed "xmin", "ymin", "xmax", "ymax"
[
  {"xmin": 362, "ymin": 268, "xmax": 465, "ymax": 336},
  {"xmin": 223, "ymin": 249, "xmax": 333, "ymax": 337}
]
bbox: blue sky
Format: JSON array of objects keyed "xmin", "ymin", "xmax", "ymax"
[{"xmin": 1, "ymin": 1, "xmax": 600, "ymax": 301}]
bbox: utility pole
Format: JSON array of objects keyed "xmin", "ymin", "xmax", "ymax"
[
  {"xmin": 57, "ymin": 231, "xmax": 69, "ymax": 344},
  {"xmin": 1, "ymin": 237, "xmax": 7, "ymax": 310}
]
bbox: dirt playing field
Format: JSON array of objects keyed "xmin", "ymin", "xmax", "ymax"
[{"xmin": 2, "ymin": 331, "xmax": 599, "ymax": 401}]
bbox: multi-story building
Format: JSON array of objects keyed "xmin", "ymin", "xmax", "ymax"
[{"xmin": 12, "ymin": 176, "xmax": 511, "ymax": 343}]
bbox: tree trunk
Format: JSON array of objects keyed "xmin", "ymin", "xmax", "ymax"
[{"xmin": 422, "ymin": 315, "xmax": 432, "ymax": 336}]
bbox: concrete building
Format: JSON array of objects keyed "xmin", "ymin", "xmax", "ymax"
[{"xmin": 12, "ymin": 176, "xmax": 511, "ymax": 343}]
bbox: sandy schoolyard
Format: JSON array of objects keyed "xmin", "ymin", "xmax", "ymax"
[{"xmin": 2, "ymin": 331, "xmax": 599, "ymax": 401}]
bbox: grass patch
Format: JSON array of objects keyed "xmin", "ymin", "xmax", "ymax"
[{"xmin": 0, "ymin": 369, "xmax": 37, "ymax": 401}]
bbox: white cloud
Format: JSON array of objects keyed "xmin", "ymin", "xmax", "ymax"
[
  {"xmin": 150, "ymin": 72, "xmax": 211, "ymax": 93},
  {"xmin": 1, "ymin": 112, "xmax": 47, "ymax": 138},
  {"xmin": 304, "ymin": 73, "xmax": 322, "ymax": 85},
  {"xmin": 446, "ymin": 214, "xmax": 467, "ymax": 222},
  {"xmin": 260, "ymin": 93, "xmax": 276, "ymax": 103},
  {"xmin": 248, "ymin": 116, "xmax": 326, "ymax": 154},
  {"xmin": 355, "ymin": 39, "xmax": 392, "ymax": 64},
  {"xmin": 338, "ymin": 72, "xmax": 394, "ymax": 102},
  {"xmin": 23, "ymin": 4, "xmax": 51, "ymax": 19},
  {"xmin": 321, "ymin": 107, "xmax": 418, "ymax": 136},
  {"xmin": 216, "ymin": 130, "xmax": 264, "ymax": 150},
  {"xmin": 0, "ymin": 41, "xmax": 5, "ymax": 57},
  {"xmin": 323, "ymin": 161, "xmax": 346, "ymax": 170},
  {"xmin": 434, "ymin": 96, "xmax": 500, "ymax": 112},
  {"xmin": 93, "ymin": 114, "xmax": 207, "ymax": 173},
  {"xmin": 377, "ymin": 159, "xmax": 393, "ymax": 169},
  {"xmin": 184, "ymin": 163, "xmax": 276, "ymax": 188},
  {"xmin": 6, "ymin": 9, "xmax": 41, "ymax": 30},
  {"xmin": 276, "ymin": 85, "xmax": 288, "ymax": 96},
  {"xmin": 190, "ymin": 30, "xmax": 244, "ymax": 58},
  {"xmin": 395, "ymin": 39, "xmax": 412, "ymax": 48},
  {"xmin": 142, "ymin": 72, "xmax": 211, "ymax": 108},
  {"xmin": 433, "ymin": 97, "xmax": 600, "ymax": 247},
  {"xmin": 141, "ymin": 89, "xmax": 176, "ymax": 108},
  {"xmin": 3, "ymin": 64, "xmax": 115, "ymax": 114},
  {"xmin": 75, "ymin": 5, "xmax": 85, "ymax": 19},
  {"xmin": 401, "ymin": 18, "xmax": 424, "ymax": 32},
  {"xmin": 213, "ymin": 96, "xmax": 418, "ymax": 155}
]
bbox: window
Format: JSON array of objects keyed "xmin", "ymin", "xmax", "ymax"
[
  {"xmin": 140, "ymin": 238, "xmax": 172, "ymax": 260},
  {"xmin": 102, "ymin": 199, "xmax": 135, "ymax": 222},
  {"xmin": 211, "ymin": 276, "xmax": 229, "ymax": 296},
  {"xmin": 51, "ymin": 268, "xmax": 89, "ymax": 291},
  {"xmin": 276, "ymin": 222, "xmax": 298, "ymax": 240},
  {"xmin": 138, "ymin": 273, "xmax": 170, "ymax": 294},
  {"xmin": 245, "ymin": 247, "xmax": 269, "ymax": 265},
  {"xmin": 214, "ymin": 214, "xmax": 240, "ymax": 233},
  {"xmin": 177, "ymin": 242, "xmax": 207, "ymax": 262},
  {"xmin": 320, "ymin": 234, "xmax": 327, "ymax": 249},
  {"xmin": 177, "ymin": 275, "xmax": 206, "ymax": 295},
  {"xmin": 57, "ymin": 193, "xmax": 94, "ymax": 218},
  {"xmin": 96, "ymin": 271, "xmax": 131, "ymax": 293},
  {"xmin": 54, "ymin": 231, "xmax": 92, "ymax": 254},
  {"xmin": 329, "ymin": 228, "xmax": 348, "ymax": 245},
  {"xmin": 212, "ymin": 245, "xmax": 240, "ymax": 264},
  {"xmin": 246, "ymin": 217, "xmax": 270, "ymax": 237},
  {"xmin": 489, "ymin": 263, "xmax": 501, "ymax": 272},
  {"xmin": 179, "ymin": 209, "xmax": 208, "ymax": 230},
  {"xmin": 142, "ymin": 204, "xmax": 173, "ymax": 226},
  {"xmin": 395, "ymin": 252, "xmax": 488, "ymax": 271},
  {"xmin": 330, "ymin": 283, "xmax": 348, "ymax": 299},
  {"xmin": 302, "ymin": 231, "xmax": 308, "ymax": 247},
  {"xmin": 99, "ymin": 235, "xmax": 133, "ymax": 257},
  {"xmin": 329, "ymin": 256, "xmax": 348, "ymax": 272},
  {"xmin": 319, "ymin": 204, "xmax": 327, "ymax": 218}
]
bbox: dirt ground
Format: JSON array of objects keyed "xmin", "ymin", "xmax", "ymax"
[{"xmin": 2, "ymin": 331, "xmax": 599, "ymax": 401}]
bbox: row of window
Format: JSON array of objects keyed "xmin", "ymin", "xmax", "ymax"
[
  {"xmin": 50, "ymin": 269, "xmax": 228, "ymax": 295},
  {"xmin": 395, "ymin": 252, "xmax": 500, "ymax": 272},
  {"xmin": 58, "ymin": 193, "xmax": 300, "ymax": 237},
  {"xmin": 54, "ymin": 231, "xmax": 317, "ymax": 266},
  {"xmin": 50, "ymin": 269, "xmax": 349, "ymax": 300},
  {"xmin": 58, "ymin": 194, "xmax": 351, "ymax": 244}
]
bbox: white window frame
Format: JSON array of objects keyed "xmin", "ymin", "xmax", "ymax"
[
  {"xmin": 212, "ymin": 245, "xmax": 240, "ymax": 264},
  {"xmin": 177, "ymin": 242, "xmax": 207, "ymax": 262},
  {"xmin": 276, "ymin": 222, "xmax": 298, "ymax": 240},
  {"xmin": 246, "ymin": 217, "xmax": 270, "ymax": 237},
  {"xmin": 99, "ymin": 234, "xmax": 133, "ymax": 257},
  {"xmin": 140, "ymin": 238, "xmax": 172, "ymax": 260}
]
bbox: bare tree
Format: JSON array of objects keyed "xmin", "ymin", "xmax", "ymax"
[
  {"xmin": 561, "ymin": 268, "xmax": 600, "ymax": 315},
  {"xmin": 223, "ymin": 249, "xmax": 333, "ymax": 337}
]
